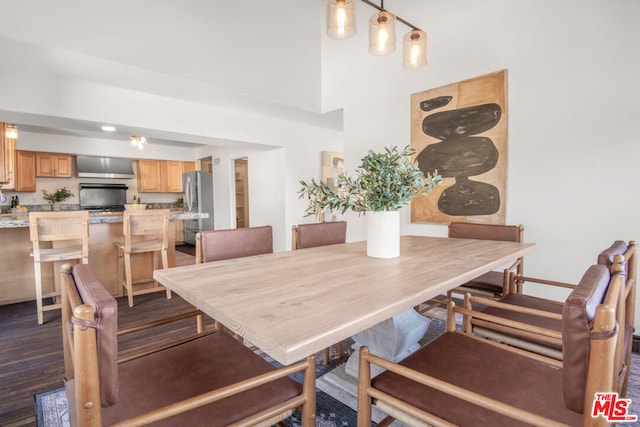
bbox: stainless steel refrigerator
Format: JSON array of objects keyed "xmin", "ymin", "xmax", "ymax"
[{"xmin": 183, "ymin": 171, "xmax": 214, "ymax": 245}]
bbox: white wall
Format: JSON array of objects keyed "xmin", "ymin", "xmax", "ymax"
[
  {"xmin": 0, "ymin": 0, "xmax": 323, "ymax": 113},
  {"xmin": 205, "ymin": 130, "xmax": 343, "ymax": 253},
  {"xmin": 322, "ymin": 0, "xmax": 640, "ymax": 327}
]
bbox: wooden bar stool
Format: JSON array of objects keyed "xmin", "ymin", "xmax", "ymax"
[
  {"xmin": 29, "ymin": 211, "xmax": 89, "ymax": 324},
  {"xmin": 115, "ymin": 209, "xmax": 172, "ymax": 307}
]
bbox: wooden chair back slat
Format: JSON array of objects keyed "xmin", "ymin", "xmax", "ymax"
[
  {"xmin": 123, "ymin": 209, "xmax": 169, "ymax": 253},
  {"xmin": 29, "ymin": 211, "xmax": 89, "ymax": 259}
]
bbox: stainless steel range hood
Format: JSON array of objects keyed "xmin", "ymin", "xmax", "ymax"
[{"xmin": 76, "ymin": 155, "xmax": 135, "ymax": 179}]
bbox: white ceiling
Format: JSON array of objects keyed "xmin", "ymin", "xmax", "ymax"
[{"xmin": 0, "ymin": 0, "xmax": 341, "ymax": 148}]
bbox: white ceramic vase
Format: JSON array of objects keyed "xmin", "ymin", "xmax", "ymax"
[
  {"xmin": 51, "ymin": 202, "xmax": 61, "ymax": 211},
  {"xmin": 366, "ymin": 210, "xmax": 400, "ymax": 258}
]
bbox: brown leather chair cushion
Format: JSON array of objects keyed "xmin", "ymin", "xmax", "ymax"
[
  {"xmin": 200, "ymin": 226, "xmax": 273, "ymax": 262},
  {"xmin": 460, "ymin": 271, "xmax": 504, "ymax": 293},
  {"xmin": 448, "ymin": 222, "xmax": 521, "ymax": 242},
  {"xmin": 295, "ymin": 221, "xmax": 347, "ymax": 249},
  {"xmin": 372, "ymin": 332, "xmax": 582, "ymax": 426},
  {"xmin": 562, "ymin": 264, "xmax": 610, "ymax": 413},
  {"xmin": 67, "ymin": 332, "xmax": 302, "ymax": 426},
  {"xmin": 71, "ymin": 264, "xmax": 119, "ymax": 406}
]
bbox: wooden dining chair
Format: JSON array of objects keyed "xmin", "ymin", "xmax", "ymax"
[
  {"xmin": 115, "ymin": 209, "xmax": 172, "ymax": 307},
  {"xmin": 292, "ymin": 221, "xmax": 347, "ymax": 364},
  {"xmin": 61, "ymin": 263, "xmax": 316, "ymax": 427},
  {"xmin": 29, "ymin": 210, "xmax": 89, "ymax": 324},
  {"xmin": 195, "ymin": 225, "xmax": 273, "ymax": 264},
  {"xmin": 447, "ymin": 221, "xmax": 524, "ymax": 299},
  {"xmin": 357, "ymin": 260, "xmax": 625, "ymax": 427},
  {"xmin": 291, "ymin": 220, "xmax": 347, "ymax": 250},
  {"xmin": 471, "ymin": 240, "xmax": 635, "ymax": 364},
  {"xmin": 194, "ymin": 226, "xmax": 273, "ymax": 335}
]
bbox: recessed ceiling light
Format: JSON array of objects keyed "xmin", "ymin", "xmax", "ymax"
[{"xmin": 101, "ymin": 125, "xmax": 116, "ymax": 132}]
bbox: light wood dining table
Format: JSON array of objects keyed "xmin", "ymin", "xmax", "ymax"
[{"xmin": 154, "ymin": 235, "xmax": 535, "ymax": 366}]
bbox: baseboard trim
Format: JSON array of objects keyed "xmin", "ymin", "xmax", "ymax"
[{"xmin": 633, "ymin": 335, "xmax": 640, "ymax": 354}]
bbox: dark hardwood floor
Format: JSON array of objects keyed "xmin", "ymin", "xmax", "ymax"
[
  {"xmin": 0, "ymin": 252, "xmax": 201, "ymax": 427},
  {"xmin": 0, "ymin": 291, "xmax": 206, "ymax": 426}
]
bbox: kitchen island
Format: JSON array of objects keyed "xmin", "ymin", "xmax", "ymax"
[{"xmin": 0, "ymin": 210, "xmax": 207, "ymax": 305}]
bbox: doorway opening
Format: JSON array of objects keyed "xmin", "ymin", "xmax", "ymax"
[
  {"xmin": 234, "ymin": 158, "xmax": 249, "ymax": 228},
  {"xmin": 199, "ymin": 156, "xmax": 213, "ymax": 173}
]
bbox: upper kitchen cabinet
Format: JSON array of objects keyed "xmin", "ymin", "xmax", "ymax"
[
  {"xmin": 137, "ymin": 159, "xmax": 163, "ymax": 192},
  {"xmin": 138, "ymin": 160, "xmax": 195, "ymax": 193},
  {"xmin": 36, "ymin": 153, "xmax": 72, "ymax": 178},
  {"xmin": 0, "ymin": 123, "xmax": 16, "ymax": 189},
  {"xmin": 183, "ymin": 161, "xmax": 196, "ymax": 173},
  {"xmin": 163, "ymin": 161, "xmax": 184, "ymax": 193},
  {"xmin": 15, "ymin": 151, "xmax": 36, "ymax": 192}
]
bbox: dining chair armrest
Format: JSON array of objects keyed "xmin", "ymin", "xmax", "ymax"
[
  {"xmin": 509, "ymin": 272, "xmax": 576, "ymax": 294},
  {"xmin": 454, "ymin": 299, "xmax": 564, "ymax": 359},
  {"xmin": 117, "ymin": 309, "xmax": 204, "ymax": 336},
  {"xmin": 358, "ymin": 345, "xmax": 566, "ymax": 427},
  {"xmin": 118, "ymin": 329, "xmax": 217, "ymax": 363},
  {"xmin": 467, "ymin": 295, "xmax": 564, "ymax": 320}
]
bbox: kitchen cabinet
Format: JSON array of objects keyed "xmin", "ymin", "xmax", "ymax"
[
  {"xmin": 137, "ymin": 160, "xmax": 163, "ymax": 192},
  {"xmin": 36, "ymin": 153, "xmax": 72, "ymax": 178},
  {"xmin": 15, "ymin": 151, "xmax": 36, "ymax": 192},
  {"xmin": 138, "ymin": 160, "xmax": 190, "ymax": 193},
  {"xmin": 183, "ymin": 161, "xmax": 196, "ymax": 173},
  {"xmin": 0, "ymin": 123, "xmax": 16, "ymax": 189},
  {"xmin": 163, "ymin": 161, "xmax": 184, "ymax": 193}
]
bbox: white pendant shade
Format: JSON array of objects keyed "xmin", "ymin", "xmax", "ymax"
[
  {"xmin": 402, "ymin": 29, "xmax": 427, "ymax": 69},
  {"xmin": 369, "ymin": 11, "xmax": 396, "ymax": 55},
  {"xmin": 327, "ymin": 0, "xmax": 356, "ymax": 39}
]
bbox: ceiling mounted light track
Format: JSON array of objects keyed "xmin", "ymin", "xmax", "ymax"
[{"xmin": 326, "ymin": 0, "xmax": 427, "ymax": 69}]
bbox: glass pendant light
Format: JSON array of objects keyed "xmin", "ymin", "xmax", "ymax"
[
  {"xmin": 369, "ymin": 10, "xmax": 396, "ymax": 55},
  {"xmin": 130, "ymin": 136, "xmax": 146, "ymax": 150},
  {"xmin": 327, "ymin": 0, "xmax": 356, "ymax": 39},
  {"xmin": 402, "ymin": 29, "xmax": 427, "ymax": 69}
]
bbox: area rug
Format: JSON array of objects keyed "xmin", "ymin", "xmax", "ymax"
[{"xmin": 34, "ymin": 388, "xmax": 69, "ymax": 427}]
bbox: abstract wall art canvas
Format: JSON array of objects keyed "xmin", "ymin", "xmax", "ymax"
[
  {"xmin": 322, "ymin": 151, "xmax": 344, "ymax": 191},
  {"xmin": 411, "ymin": 69, "xmax": 508, "ymax": 224}
]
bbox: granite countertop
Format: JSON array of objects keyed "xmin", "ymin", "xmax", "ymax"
[{"xmin": 0, "ymin": 210, "xmax": 209, "ymax": 229}]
